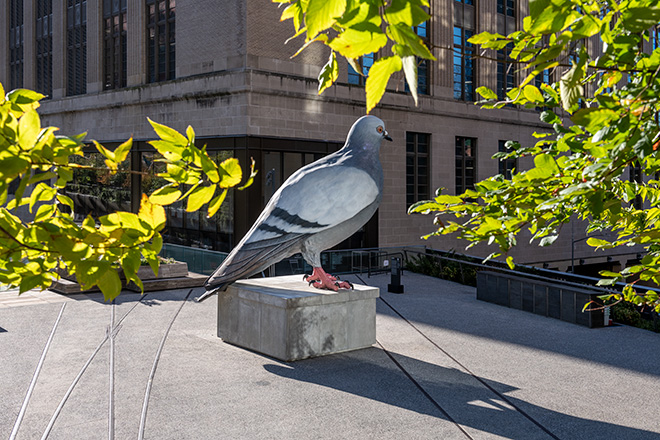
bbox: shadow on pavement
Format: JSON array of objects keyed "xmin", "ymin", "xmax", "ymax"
[{"xmin": 264, "ymin": 349, "xmax": 660, "ymax": 440}]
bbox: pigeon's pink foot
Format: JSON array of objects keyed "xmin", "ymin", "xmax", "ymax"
[{"xmin": 304, "ymin": 267, "xmax": 353, "ymax": 291}]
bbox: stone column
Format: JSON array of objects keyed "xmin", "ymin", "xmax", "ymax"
[
  {"xmin": 433, "ymin": 0, "xmax": 454, "ymax": 97},
  {"xmin": 0, "ymin": 0, "xmax": 8, "ymax": 87},
  {"xmin": 479, "ymin": 0, "xmax": 498, "ymax": 93},
  {"xmin": 86, "ymin": 0, "xmax": 102, "ymax": 93},
  {"xmin": 51, "ymin": 0, "xmax": 65, "ymax": 98},
  {"xmin": 127, "ymin": 0, "xmax": 146, "ymax": 86},
  {"xmin": 23, "ymin": 0, "xmax": 36, "ymax": 89}
]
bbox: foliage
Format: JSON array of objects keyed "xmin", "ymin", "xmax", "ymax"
[
  {"xmin": 275, "ymin": 0, "xmax": 435, "ymax": 113},
  {"xmin": 408, "ymin": 0, "xmax": 660, "ymax": 312},
  {"xmin": 0, "ymin": 84, "xmax": 256, "ymax": 300},
  {"xmin": 610, "ymin": 301, "xmax": 660, "ymax": 332},
  {"xmin": 405, "ymin": 253, "xmax": 478, "ymax": 287}
]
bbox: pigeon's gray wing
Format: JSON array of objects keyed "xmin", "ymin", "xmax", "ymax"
[{"xmin": 202, "ymin": 163, "xmax": 380, "ymax": 295}]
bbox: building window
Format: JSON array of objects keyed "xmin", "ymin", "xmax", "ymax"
[
  {"xmin": 498, "ymin": 140, "xmax": 517, "ymax": 179},
  {"xmin": 496, "ymin": 0, "xmax": 515, "ymax": 100},
  {"xmin": 36, "ymin": 0, "xmax": 53, "ymax": 97},
  {"xmin": 453, "ymin": 0, "xmax": 476, "ymax": 101},
  {"xmin": 348, "ymin": 53, "xmax": 374, "ymax": 86},
  {"xmin": 147, "ymin": 0, "xmax": 176, "ymax": 83},
  {"xmin": 652, "ymin": 25, "xmax": 660, "ymax": 51},
  {"xmin": 9, "ymin": 0, "xmax": 24, "ymax": 90},
  {"xmin": 406, "ymin": 132, "xmax": 430, "ymax": 206},
  {"xmin": 67, "ymin": 0, "xmax": 87, "ymax": 96},
  {"xmin": 404, "ymin": 21, "xmax": 429, "ymax": 95},
  {"xmin": 455, "ymin": 136, "xmax": 476, "ymax": 194},
  {"xmin": 104, "ymin": 0, "xmax": 127, "ymax": 89}
]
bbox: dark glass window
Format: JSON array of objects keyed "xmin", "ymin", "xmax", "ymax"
[
  {"xmin": 653, "ymin": 26, "xmax": 660, "ymax": 51},
  {"xmin": 498, "ymin": 140, "xmax": 517, "ymax": 179},
  {"xmin": 348, "ymin": 53, "xmax": 374, "ymax": 86},
  {"xmin": 147, "ymin": 0, "xmax": 176, "ymax": 83},
  {"xmin": 104, "ymin": 0, "xmax": 127, "ymax": 89},
  {"xmin": 9, "ymin": 0, "xmax": 24, "ymax": 89},
  {"xmin": 36, "ymin": 0, "xmax": 53, "ymax": 98},
  {"xmin": 453, "ymin": 0, "xmax": 476, "ymax": 101},
  {"xmin": 67, "ymin": 0, "xmax": 87, "ymax": 96},
  {"xmin": 455, "ymin": 137, "xmax": 476, "ymax": 194},
  {"xmin": 406, "ymin": 132, "xmax": 430, "ymax": 206}
]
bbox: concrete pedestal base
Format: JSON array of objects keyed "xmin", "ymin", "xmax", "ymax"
[{"xmin": 217, "ymin": 275, "xmax": 379, "ymax": 361}]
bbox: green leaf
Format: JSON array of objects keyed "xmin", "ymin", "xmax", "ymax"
[
  {"xmin": 318, "ymin": 51, "xmax": 339, "ymax": 94},
  {"xmin": 148, "ymin": 118, "xmax": 189, "ymax": 147},
  {"xmin": 539, "ymin": 235, "xmax": 558, "ymax": 246},
  {"xmin": 401, "ymin": 56, "xmax": 418, "ymax": 106},
  {"xmin": 559, "ymin": 64, "xmax": 584, "ymax": 114},
  {"xmin": 18, "ymin": 110, "xmax": 41, "ymax": 148},
  {"xmin": 571, "ymin": 108, "xmax": 619, "ymax": 133},
  {"xmin": 98, "ymin": 268, "xmax": 122, "ymax": 301},
  {"xmin": 506, "ymin": 256, "xmax": 515, "ymax": 269},
  {"xmin": 306, "ymin": 0, "xmax": 346, "ymax": 40},
  {"xmin": 621, "ymin": 6, "xmax": 660, "ymax": 33},
  {"xmin": 476, "ymin": 86, "xmax": 497, "ymax": 100},
  {"xmin": 186, "ymin": 185, "xmax": 216, "ymax": 212},
  {"xmin": 28, "ymin": 183, "xmax": 57, "ymax": 213},
  {"xmin": 365, "ymin": 56, "xmax": 402, "ymax": 113},
  {"xmin": 149, "ymin": 185, "xmax": 182, "ymax": 206},
  {"xmin": 328, "ymin": 26, "xmax": 387, "ymax": 59},
  {"xmin": 207, "ymin": 188, "xmax": 228, "ymax": 218},
  {"xmin": 219, "ymin": 157, "xmax": 243, "ymax": 188},
  {"xmin": 523, "ymin": 85, "xmax": 544, "ymax": 103},
  {"xmin": 386, "ymin": 23, "xmax": 435, "ymax": 60},
  {"xmin": 385, "ymin": 0, "xmax": 430, "ymax": 27},
  {"xmin": 34, "ymin": 203, "xmax": 56, "ymax": 222},
  {"xmin": 113, "ymin": 137, "xmax": 133, "ymax": 163},
  {"xmin": 586, "ymin": 237, "xmax": 611, "ymax": 247}
]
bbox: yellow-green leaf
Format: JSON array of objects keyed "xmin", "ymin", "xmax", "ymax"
[
  {"xmin": 219, "ymin": 157, "xmax": 243, "ymax": 188},
  {"xmin": 327, "ymin": 27, "xmax": 388, "ymax": 59},
  {"xmin": 306, "ymin": 0, "xmax": 346, "ymax": 40},
  {"xmin": 186, "ymin": 185, "xmax": 216, "ymax": 212},
  {"xmin": 138, "ymin": 194, "xmax": 167, "ymax": 230},
  {"xmin": 98, "ymin": 268, "xmax": 122, "ymax": 301},
  {"xmin": 113, "ymin": 137, "xmax": 133, "ymax": 163},
  {"xmin": 207, "ymin": 188, "xmax": 228, "ymax": 218},
  {"xmin": 318, "ymin": 51, "xmax": 339, "ymax": 95},
  {"xmin": 18, "ymin": 110, "xmax": 41, "ymax": 148},
  {"xmin": 149, "ymin": 185, "xmax": 182, "ymax": 205},
  {"xmin": 365, "ymin": 56, "xmax": 402, "ymax": 113},
  {"xmin": 523, "ymin": 85, "xmax": 544, "ymax": 103},
  {"xmin": 147, "ymin": 118, "xmax": 189, "ymax": 147}
]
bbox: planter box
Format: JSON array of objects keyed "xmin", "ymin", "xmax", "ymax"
[
  {"xmin": 51, "ymin": 261, "xmax": 205, "ymax": 294},
  {"xmin": 476, "ymin": 271, "xmax": 605, "ymax": 328},
  {"xmin": 218, "ymin": 275, "xmax": 379, "ymax": 361}
]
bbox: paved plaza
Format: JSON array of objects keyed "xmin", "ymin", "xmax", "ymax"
[{"xmin": 1, "ymin": 272, "xmax": 659, "ymax": 439}]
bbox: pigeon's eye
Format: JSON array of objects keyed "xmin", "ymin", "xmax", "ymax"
[{"xmin": 377, "ymin": 126, "xmax": 383, "ymax": 133}]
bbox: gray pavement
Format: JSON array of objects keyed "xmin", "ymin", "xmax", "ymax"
[{"xmin": 1, "ymin": 271, "xmax": 659, "ymax": 439}]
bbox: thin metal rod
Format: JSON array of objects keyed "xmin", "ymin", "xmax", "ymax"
[
  {"xmin": 138, "ymin": 289, "xmax": 193, "ymax": 440},
  {"xmin": 108, "ymin": 301, "xmax": 116, "ymax": 440},
  {"xmin": 41, "ymin": 297, "xmax": 146, "ymax": 440},
  {"xmin": 10, "ymin": 303, "xmax": 66, "ymax": 440}
]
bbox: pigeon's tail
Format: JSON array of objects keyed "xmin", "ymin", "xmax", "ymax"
[
  {"xmin": 195, "ymin": 284, "xmax": 227, "ymax": 302},
  {"xmin": 201, "ymin": 234, "xmax": 306, "ymax": 301}
]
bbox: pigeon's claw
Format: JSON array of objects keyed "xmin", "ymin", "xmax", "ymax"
[{"xmin": 306, "ymin": 267, "xmax": 351, "ymax": 291}]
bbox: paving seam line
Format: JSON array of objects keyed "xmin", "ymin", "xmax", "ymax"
[
  {"xmin": 366, "ymin": 276, "xmax": 560, "ymax": 440},
  {"xmin": 41, "ymin": 295, "xmax": 148, "ymax": 440}
]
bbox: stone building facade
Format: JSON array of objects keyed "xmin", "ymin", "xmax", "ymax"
[{"xmin": 0, "ymin": 0, "xmax": 639, "ymax": 272}]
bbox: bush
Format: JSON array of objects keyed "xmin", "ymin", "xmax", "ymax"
[{"xmin": 405, "ymin": 254, "xmax": 477, "ymax": 287}]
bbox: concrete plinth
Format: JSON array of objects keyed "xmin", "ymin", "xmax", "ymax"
[{"xmin": 217, "ymin": 275, "xmax": 380, "ymax": 361}]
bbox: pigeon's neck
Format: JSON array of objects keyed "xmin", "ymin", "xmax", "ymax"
[{"xmin": 341, "ymin": 140, "xmax": 383, "ymax": 188}]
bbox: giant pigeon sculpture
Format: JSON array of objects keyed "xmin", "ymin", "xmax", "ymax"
[{"xmin": 197, "ymin": 115, "xmax": 391, "ymax": 302}]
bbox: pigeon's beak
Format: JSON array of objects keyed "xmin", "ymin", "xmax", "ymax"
[{"xmin": 383, "ymin": 130, "xmax": 392, "ymax": 142}]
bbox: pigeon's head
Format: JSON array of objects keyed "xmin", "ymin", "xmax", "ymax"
[{"xmin": 347, "ymin": 116, "xmax": 393, "ymax": 151}]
